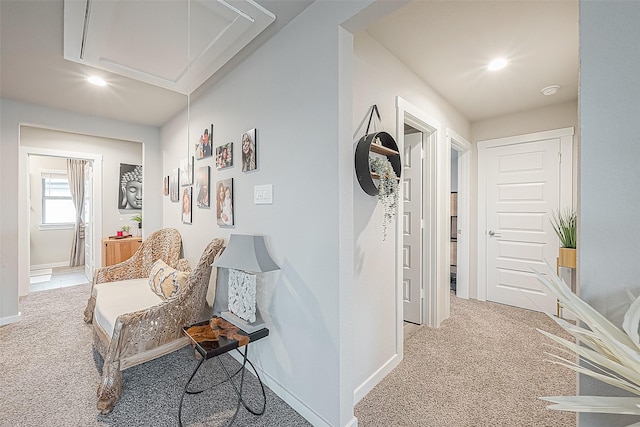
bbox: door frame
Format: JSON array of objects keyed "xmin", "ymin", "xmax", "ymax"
[
  {"xmin": 476, "ymin": 127, "xmax": 574, "ymax": 302},
  {"xmin": 447, "ymin": 129, "xmax": 472, "ymax": 299},
  {"xmin": 18, "ymin": 144, "xmax": 103, "ymax": 296},
  {"xmin": 396, "ymin": 97, "xmax": 451, "ymax": 328}
]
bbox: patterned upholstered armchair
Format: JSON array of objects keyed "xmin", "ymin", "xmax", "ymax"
[
  {"xmin": 92, "ymin": 237, "xmax": 225, "ymax": 414},
  {"xmin": 83, "ymin": 228, "xmax": 183, "ymax": 323}
]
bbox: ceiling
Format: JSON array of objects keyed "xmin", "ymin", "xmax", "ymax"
[
  {"xmin": 0, "ymin": 1, "xmax": 578, "ymax": 128},
  {"xmin": 366, "ymin": 1, "xmax": 579, "ymax": 122}
]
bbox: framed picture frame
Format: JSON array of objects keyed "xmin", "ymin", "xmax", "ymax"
[
  {"xmin": 182, "ymin": 186, "xmax": 192, "ymax": 224},
  {"xmin": 195, "ymin": 166, "xmax": 210, "ymax": 208},
  {"xmin": 180, "ymin": 157, "xmax": 193, "ymax": 186},
  {"xmin": 241, "ymin": 128, "xmax": 257, "ymax": 172},
  {"xmin": 170, "ymin": 168, "xmax": 179, "ymax": 202},
  {"xmin": 215, "ymin": 178, "xmax": 234, "ymax": 226},
  {"xmin": 215, "ymin": 142, "xmax": 233, "ymax": 170},
  {"xmin": 196, "ymin": 124, "xmax": 213, "ymax": 160},
  {"xmin": 118, "ymin": 163, "xmax": 142, "ymax": 210}
]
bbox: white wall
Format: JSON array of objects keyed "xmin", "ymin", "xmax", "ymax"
[
  {"xmin": 579, "ymin": 2, "xmax": 640, "ymax": 426},
  {"xmin": 352, "ymin": 31, "xmax": 470, "ymax": 397},
  {"xmin": 0, "ymin": 98, "xmax": 161, "ymax": 325},
  {"xmin": 28, "ymin": 155, "xmax": 74, "ymax": 268},
  {"xmin": 471, "ymin": 100, "xmax": 578, "ymax": 142},
  {"xmin": 161, "ymin": 2, "xmax": 374, "ymax": 426},
  {"xmin": 21, "ymin": 126, "xmax": 143, "ymax": 239}
]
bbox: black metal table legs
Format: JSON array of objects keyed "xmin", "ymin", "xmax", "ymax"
[{"xmin": 178, "ymin": 345, "xmax": 266, "ymax": 426}]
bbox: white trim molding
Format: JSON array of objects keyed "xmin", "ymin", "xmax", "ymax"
[
  {"xmin": 396, "ymin": 96, "xmax": 448, "ymax": 328},
  {"xmin": 0, "ymin": 313, "xmax": 22, "ymax": 326},
  {"xmin": 447, "ymin": 129, "xmax": 472, "ymax": 300}
]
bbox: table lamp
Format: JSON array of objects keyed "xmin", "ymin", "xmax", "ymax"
[{"xmin": 212, "ymin": 234, "xmax": 279, "ymax": 333}]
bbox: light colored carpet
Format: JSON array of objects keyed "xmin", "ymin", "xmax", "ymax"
[
  {"xmin": 0, "ymin": 284, "xmax": 310, "ymax": 427},
  {"xmin": 355, "ymin": 294, "xmax": 577, "ymax": 427}
]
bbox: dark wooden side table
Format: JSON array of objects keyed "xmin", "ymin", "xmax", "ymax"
[{"xmin": 179, "ymin": 317, "xmax": 269, "ymax": 426}]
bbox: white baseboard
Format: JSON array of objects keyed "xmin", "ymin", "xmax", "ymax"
[
  {"xmin": 344, "ymin": 416, "xmax": 358, "ymax": 427},
  {"xmin": 228, "ymin": 351, "xmax": 334, "ymax": 427},
  {"xmin": 30, "ymin": 261, "xmax": 68, "ymax": 271},
  {"xmin": 0, "ymin": 312, "xmax": 22, "ymax": 326},
  {"xmin": 353, "ymin": 353, "xmax": 402, "ymax": 404}
]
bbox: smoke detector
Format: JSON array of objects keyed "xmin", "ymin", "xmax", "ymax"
[{"xmin": 541, "ymin": 85, "xmax": 560, "ymax": 96}]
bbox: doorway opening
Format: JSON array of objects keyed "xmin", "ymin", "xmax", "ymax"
[
  {"xmin": 19, "ymin": 144, "xmax": 103, "ymax": 298},
  {"xmin": 447, "ymin": 129, "xmax": 471, "ymax": 300},
  {"xmin": 27, "ymin": 153, "xmax": 95, "ymax": 292},
  {"xmin": 396, "ymin": 97, "xmax": 448, "ymax": 329}
]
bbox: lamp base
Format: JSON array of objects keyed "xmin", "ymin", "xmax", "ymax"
[{"xmin": 221, "ymin": 311, "xmax": 266, "ymax": 334}]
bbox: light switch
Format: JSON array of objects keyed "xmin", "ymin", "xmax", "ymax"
[{"xmin": 254, "ymin": 184, "xmax": 273, "ymax": 204}]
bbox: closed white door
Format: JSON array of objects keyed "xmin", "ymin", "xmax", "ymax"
[
  {"xmin": 402, "ymin": 131, "xmax": 422, "ymax": 324},
  {"xmin": 484, "ymin": 137, "xmax": 562, "ymax": 313},
  {"xmin": 84, "ymin": 162, "xmax": 93, "ymax": 282}
]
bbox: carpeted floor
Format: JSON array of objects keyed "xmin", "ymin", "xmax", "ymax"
[
  {"xmin": 1, "ymin": 284, "xmax": 577, "ymax": 427},
  {"xmin": 355, "ymin": 294, "xmax": 577, "ymax": 427},
  {"xmin": 0, "ymin": 284, "xmax": 311, "ymax": 427}
]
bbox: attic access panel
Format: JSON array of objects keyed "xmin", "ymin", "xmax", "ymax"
[{"xmin": 64, "ymin": 0, "xmax": 275, "ymax": 95}]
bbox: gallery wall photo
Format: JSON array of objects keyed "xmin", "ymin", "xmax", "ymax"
[
  {"xmin": 119, "ymin": 163, "xmax": 142, "ymax": 210},
  {"xmin": 215, "ymin": 178, "xmax": 234, "ymax": 226},
  {"xmin": 241, "ymin": 128, "xmax": 257, "ymax": 172}
]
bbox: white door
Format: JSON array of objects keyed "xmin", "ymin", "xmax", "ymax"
[
  {"xmin": 402, "ymin": 131, "xmax": 423, "ymax": 324},
  {"xmin": 84, "ymin": 162, "xmax": 93, "ymax": 282},
  {"xmin": 483, "ymin": 136, "xmax": 566, "ymax": 314}
]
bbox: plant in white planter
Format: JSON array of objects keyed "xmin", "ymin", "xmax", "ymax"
[{"xmin": 369, "ymin": 156, "xmax": 399, "ymax": 240}]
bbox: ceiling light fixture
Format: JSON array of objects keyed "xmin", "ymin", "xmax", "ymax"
[
  {"xmin": 87, "ymin": 76, "xmax": 107, "ymax": 87},
  {"xmin": 541, "ymin": 85, "xmax": 560, "ymax": 96},
  {"xmin": 487, "ymin": 58, "xmax": 508, "ymax": 71}
]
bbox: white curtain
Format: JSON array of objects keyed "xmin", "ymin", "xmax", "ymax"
[{"xmin": 67, "ymin": 159, "xmax": 87, "ymax": 267}]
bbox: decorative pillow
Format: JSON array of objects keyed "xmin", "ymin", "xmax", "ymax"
[{"xmin": 149, "ymin": 260, "xmax": 188, "ymax": 299}]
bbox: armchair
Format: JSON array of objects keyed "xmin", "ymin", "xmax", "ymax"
[
  {"xmin": 83, "ymin": 228, "xmax": 183, "ymax": 323},
  {"xmin": 92, "ymin": 237, "xmax": 225, "ymax": 414}
]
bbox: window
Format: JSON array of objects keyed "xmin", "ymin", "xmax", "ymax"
[{"xmin": 42, "ymin": 172, "xmax": 76, "ymax": 225}]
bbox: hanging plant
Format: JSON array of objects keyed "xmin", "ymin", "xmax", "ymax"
[{"xmin": 369, "ymin": 156, "xmax": 399, "ymax": 239}]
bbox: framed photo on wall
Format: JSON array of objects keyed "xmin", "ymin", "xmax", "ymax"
[
  {"xmin": 215, "ymin": 178, "xmax": 233, "ymax": 226},
  {"xmin": 118, "ymin": 163, "xmax": 142, "ymax": 210},
  {"xmin": 215, "ymin": 142, "xmax": 233, "ymax": 169},
  {"xmin": 196, "ymin": 124, "xmax": 213, "ymax": 160},
  {"xmin": 241, "ymin": 128, "xmax": 257, "ymax": 172},
  {"xmin": 180, "ymin": 157, "xmax": 193, "ymax": 186},
  {"xmin": 170, "ymin": 168, "xmax": 179, "ymax": 202},
  {"xmin": 182, "ymin": 186, "xmax": 192, "ymax": 224},
  {"xmin": 195, "ymin": 166, "xmax": 210, "ymax": 208}
]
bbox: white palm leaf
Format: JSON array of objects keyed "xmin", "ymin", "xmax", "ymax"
[
  {"xmin": 542, "ymin": 396, "xmax": 640, "ymax": 416},
  {"xmin": 535, "ymin": 266, "xmax": 640, "ymax": 419},
  {"xmin": 535, "ymin": 270, "xmax": 640, "ymax": 370}
]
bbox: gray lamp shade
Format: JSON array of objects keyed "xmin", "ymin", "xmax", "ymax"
[{"xmin": 212, "ymin": 234, "xmax": 280, "ymax": 273}]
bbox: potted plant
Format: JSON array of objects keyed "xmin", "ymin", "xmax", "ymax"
[
  {"xmin": 131, "ymin": 213, "xmax": 142, "ymax": 236},
  {"xmin": 121, "ymin": 225, "xmax": 131, "ymax": 237},
  {"xmin": 369, "ymin": 156, "xmax": 399, "ymax": 240},
  {"xmin": 550, "ymin": 208, "xmax": 577, "ymax": 268}
]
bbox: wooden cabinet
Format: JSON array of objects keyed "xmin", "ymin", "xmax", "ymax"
[{"xmin": 102, "ymin": 237, "xmax": 142, "ymax": 267}]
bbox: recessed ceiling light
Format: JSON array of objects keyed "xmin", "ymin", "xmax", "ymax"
[
  {"xmin": 487, "ymin": 58, "xmax": 509, "ymax": 71},
  {"xmin": 541, "ymin": 85, "xmax": 560, "ymax": 96},
  {"xmin": 87, "ymin": 76, "xmax": 107, "ymax": 87}
]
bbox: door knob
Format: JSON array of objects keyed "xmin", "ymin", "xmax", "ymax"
[{"xmin": 488, "ymin": 230, "xmax": 502, "ymax": 237}]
